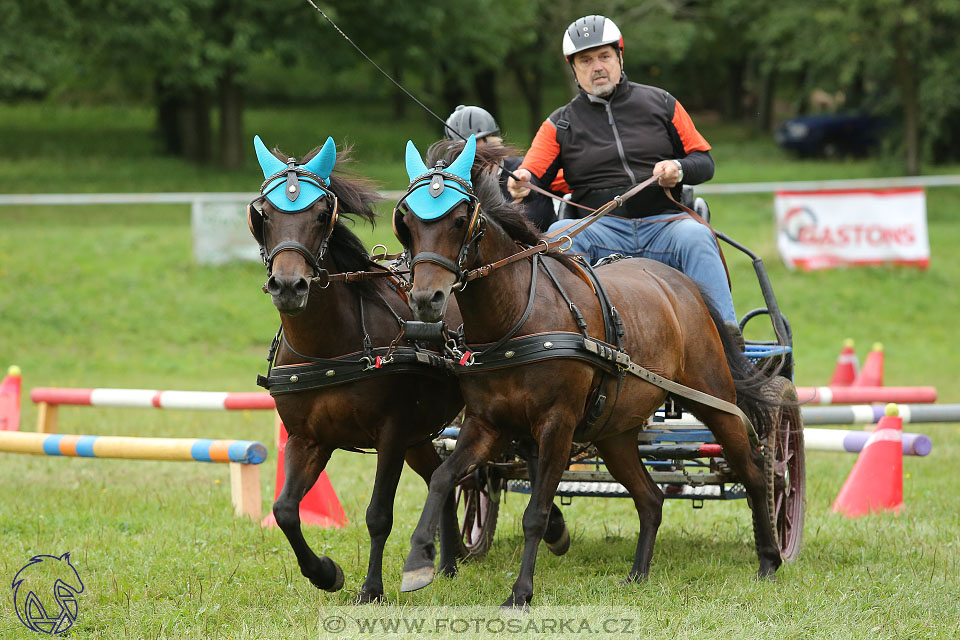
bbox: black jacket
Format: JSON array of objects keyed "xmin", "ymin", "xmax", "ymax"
[{"xmin": 520, "ymin": 74, "xmax": 714, "ymax": 218}]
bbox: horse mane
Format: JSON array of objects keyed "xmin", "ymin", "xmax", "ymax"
[{"xmin": 271, "ymin": 143, "xmax": 382, "ymax": 277}]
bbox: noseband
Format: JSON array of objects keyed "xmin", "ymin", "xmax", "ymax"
[
  {"xmin": 394, "ymin": 164, "xmax": 484, "ymax": 289},
  {"xmin": 248, "ymin": 158, "xmax": 340, "ymax": 277}
]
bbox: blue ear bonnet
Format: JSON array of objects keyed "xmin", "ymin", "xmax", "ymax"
[
  {"xmin": 254, "ymin": 135, "xmax": 336, "ymax": 212},
  {"xmin": 401, "ymin": 135, "xmax": 477, "ymax": 220}
]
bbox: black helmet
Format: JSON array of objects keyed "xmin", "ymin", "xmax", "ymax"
[
  {"xmin": 562, "ymin": 15, "xmax": 624, "ymax": 61},
  {"xmin": 444, "ymin": 105, "xmax": 500, "ymax": 140}
]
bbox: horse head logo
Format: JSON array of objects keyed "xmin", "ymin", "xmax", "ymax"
[{"xmin": 12, "ymin": 553, "xmax": 84, "ymax": 635}]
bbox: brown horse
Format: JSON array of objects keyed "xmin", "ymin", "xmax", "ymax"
[
  {"xmin": 395, "ymin": 139, "xmax": 782, "ymax": 608},
  {"xmin": 249, "ymin": 137, "xmax": 465, "ymax": 603}
]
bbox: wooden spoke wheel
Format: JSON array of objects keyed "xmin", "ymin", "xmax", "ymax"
[
  {"xmin": 455, "ymin": 466, "xmax": 501, "ymax": 559},
  {"xmin": 764, "ymin": 376, "xmax": 806, "ymax": 561}
]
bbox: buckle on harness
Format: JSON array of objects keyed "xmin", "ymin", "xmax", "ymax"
[{"xmin": 458, "ymin": 351, "xmax": 475, "ymax": 366}]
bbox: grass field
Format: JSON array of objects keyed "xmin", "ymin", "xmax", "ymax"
[{"xmin": 1, "ymin": 103, "xmax": 958, "ymax": 639}]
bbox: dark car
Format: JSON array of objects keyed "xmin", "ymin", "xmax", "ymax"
[{"xmin": 774, "ymin": 113, "xmax": 887, "ymax": 158}]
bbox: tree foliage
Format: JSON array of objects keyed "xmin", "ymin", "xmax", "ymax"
[{"xmin": 4, "ymin": 1, "xmax": 960, "ymax": 170}]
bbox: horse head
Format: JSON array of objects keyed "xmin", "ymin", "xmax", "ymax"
[
  {"xmin": 394, "ymin": 136, "xmax": 484, "ymax": 321},
  {"xmin": 249, "ymin": 135, "xmax": 341, "ymax": 315}
]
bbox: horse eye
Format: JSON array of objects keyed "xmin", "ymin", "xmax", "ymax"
[{"xmin": 453, "ymin": 217, "xmax": 467, "ymax": 229}]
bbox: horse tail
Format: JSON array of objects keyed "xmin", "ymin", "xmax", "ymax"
[{"xmin": 703, "ymin": 301, "xmax": 791, "ymax": 437}]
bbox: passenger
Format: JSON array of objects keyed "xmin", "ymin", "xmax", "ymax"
[
  {"xmin": 507, "ymin": 15, "xmax": 741, "ymax": 338},
  {"xmin": 444, "ymin": 104, "xmax": 564, "ymax": 232}
]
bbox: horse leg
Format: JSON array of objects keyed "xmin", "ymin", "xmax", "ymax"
[
  {"xmin": 272, "ymin": 435, "xmax": 343, "ymax": 591},
  {"xmin": 594, "ymin": 429, "xmax": 664, "ymax": 583},
  {"xmin": 503, "ymin": 420, "xmax": 575, "ymax": 610},
  {"xmin": 401, "ymin": 417, "xmax": 504, "ymax": 593},
  {"xmin": 691, "ymin": 405, "xmax": 782, "ymax": 578},
  {"xmin": 404, "ymin": 440, "xmax": 466, "ymax": 577},
  {"xmin": 519, "ymin": 440, "xmax": 570, "ymax": 556},
  {"xmin": 354, "ymin": 426, "xmax": 408, "ymax": 604}
]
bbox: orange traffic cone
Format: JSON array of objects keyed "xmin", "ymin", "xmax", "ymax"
[
  {"xmin": 828, "ymin": 339, "xmax": 859, "ymax": 387},
  {"xmin": 832, "ymin": 403, "xmax": 903, "ymax": 518},
  {"xmin": 261, "ymin": 418, "xmax": 348, "ymax": 529},
  {"xmin": 852, "ymin": 342, "xmax": 884, "ymax": 387},
  {"xmin": 0, "ymin": 365, "xmax": 22, "ymax": 431}
]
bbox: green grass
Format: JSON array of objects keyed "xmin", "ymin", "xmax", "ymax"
[{"xmin": 1, "ymin": 103, "xmax": 959, "ymax": 639}]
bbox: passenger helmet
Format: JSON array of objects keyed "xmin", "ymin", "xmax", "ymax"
[
  {"xmin": 562, "ymin": 15, "xmax": 623, "ymax": 61},
  {"xmin": 444, "ymin": 105, "xmax": 500, "ymax": 140}
]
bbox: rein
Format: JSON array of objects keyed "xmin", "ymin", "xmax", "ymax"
[{"xmin": 458, "ymin": 172, "xmax": 662, "ymax": 284}]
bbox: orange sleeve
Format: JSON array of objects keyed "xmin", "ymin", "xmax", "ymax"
[
  {"xmin": 550, "ymin": 170, "xmax": 570, "ymax": 194},
  {"xmin": 518, "ymin": 119, "xmax": 560, "ymax": 179},
  {"xmin": 672, "ymin": 101, "xmax": 711, "ymax": 153}
]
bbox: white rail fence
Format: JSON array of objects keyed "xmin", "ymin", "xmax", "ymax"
[{"xmin": 3, "ymin": 175, "xmax": 958, "ymax": 264}]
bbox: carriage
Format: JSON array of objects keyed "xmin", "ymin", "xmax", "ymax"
[{"xmin": 439, "ymin": 185, "xmax": 806, "ymax": 563}]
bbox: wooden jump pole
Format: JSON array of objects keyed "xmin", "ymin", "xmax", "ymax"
[{"xmin": 0, "ymin": 431, "xmax": 267, "ymax": 520}]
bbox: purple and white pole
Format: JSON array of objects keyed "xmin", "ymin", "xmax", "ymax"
[{"xmin": 804, "ymin": 427, "xmax": 931, "ymax": 456}]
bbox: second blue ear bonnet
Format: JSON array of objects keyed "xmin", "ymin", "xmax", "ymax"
[{"xmin": 402, "ymin": 135, "xmax": 477, "ymax": 220}]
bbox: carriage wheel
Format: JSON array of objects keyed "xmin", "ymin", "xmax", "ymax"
[
  {"xmin": 455, "ymin": 465, "xmax": 501, "ymax": 559},
  {"xmin": 763, "ymin": 376, "xmax": 806, "ymax": 561}
]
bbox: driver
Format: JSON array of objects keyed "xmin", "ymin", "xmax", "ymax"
[{"xmin": 507, "ymin": 15, "xmax": 741, "ymax": 341}]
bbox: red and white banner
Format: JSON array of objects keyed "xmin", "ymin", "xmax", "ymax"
[{"xmin": 775, "ymin": 188, "xmax": 930, "ymax": 270}]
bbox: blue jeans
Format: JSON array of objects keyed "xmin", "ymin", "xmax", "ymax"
[{"xmin": 547, "ymin": 214, "xmax": 737, "ymax": 325}]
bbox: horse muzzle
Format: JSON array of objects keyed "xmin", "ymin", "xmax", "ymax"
[
  {"xmin": 265, "ymin": 273, "xmax": 310, "ymax": 315},
  {"xmin": 409, "ymin": 286, "xmax": 450, "ymax": 323}
]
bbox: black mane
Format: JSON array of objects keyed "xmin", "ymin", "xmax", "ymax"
[{"xmin": 271, "ymin": 143, "xmax": 382, "ymax": 277}]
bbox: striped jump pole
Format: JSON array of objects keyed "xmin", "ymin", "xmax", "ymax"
[
  {"xmin": 0, "ymin": 431, "xmax": 267, "ymax": 520},
  {"xmin": 801, "ymin": 404, "xmax": 960, "ymax": 426},
  {"xmin": 804, "ymin": 427, "xmax": 931, "ymax": 456},
  {"xmin": 30, "ymin": 387, "xmax": 276, "ymax": 433},
  {"xmin": 795, "ymin": 386, "xmax": 937, "ymax": 405}
]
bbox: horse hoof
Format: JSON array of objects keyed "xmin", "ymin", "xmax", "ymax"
[
  {"xmin": 355, "ymin": 590, "xmax": 384, "ymax": 604},
  {"xmin": 618, "ymin": 572, "xmax": 647, "ymax": 586},
  {"xmin": 499, "ymin": 598, "xmax": 531, "ymax": 613},
  {"xmin": 322, "ymin": 559, "xmax": 345, "ymax": 592},
  {"xmin": 400, "ymin": 566, "xmax": 435, "ymax": 592},
  {"xmin": 545, "ymin": 525, "xmax": 570, "ymax": 556}
]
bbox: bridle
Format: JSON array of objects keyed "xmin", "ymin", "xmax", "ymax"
[
  {"xmin": 247, "ymin": 158, "xmax": 340, "ymax": 278},
  {"xmin": 393, "ymin": 162, "xmax": 485, "ymax": 290}
]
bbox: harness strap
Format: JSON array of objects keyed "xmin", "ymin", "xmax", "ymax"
[
  {"xmin": 581, "ymin": 339, "xmax": 759, "ymax": 447},
  {"xmin": 468, "ymin": 254, "xmax": 542, "ymax": 359},
  {"xmin": 259, "ymin": 347, "xmax": 453, "ymax": 395}
]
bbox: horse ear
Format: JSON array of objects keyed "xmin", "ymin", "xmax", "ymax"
[
  {"xmin": 405, "ymin": 140, "xmax": 429, "ymax": 182},
  {"xmin": 254, "ymin": 135, "xmax": 286, "ymax": 178},
  {"xmin": 303, "ymin": 136, "xmax": 336, "ymax": 181},
  {"xmin": 446, "ymin": 134, "xmax": 476, "ymax": 182}
]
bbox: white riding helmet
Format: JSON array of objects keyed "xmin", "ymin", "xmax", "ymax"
[
  {"xmin": 562, "ymin": 15, "xmax": 624, "ymax": 61},
  {"xmin": 444, "ymin": 105, "xmax": 500, "ymax": 140}
]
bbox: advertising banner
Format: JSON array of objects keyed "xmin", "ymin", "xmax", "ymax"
[{"xmin": 774, "ymin": 188, "xmax": 929, "ymax": 270}]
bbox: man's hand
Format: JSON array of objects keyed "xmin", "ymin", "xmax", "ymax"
[
  {"xmin": 653, "ymin": 159, "xmax": 681, "ymax": 187},
  {"xmin": 507, "ymin": 168, "xmax": 532, "ymax": 199}
]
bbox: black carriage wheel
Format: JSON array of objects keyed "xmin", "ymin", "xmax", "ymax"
[
  {"xmin": 764, "ymin": 376, "xmax": 806, "ymax": 561},
  {"xmin": 455, "ymin": 466, "xmax": 501, "ymax": 559}
]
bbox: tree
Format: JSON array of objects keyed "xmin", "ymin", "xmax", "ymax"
[{"xmin": 0, "ymin": 1, "xmax": 77, "ymax": 100}]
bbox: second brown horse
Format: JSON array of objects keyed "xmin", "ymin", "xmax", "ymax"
[{"xmin": 395, "ymin": 138, "xmax": 782, "ymax": 609}]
